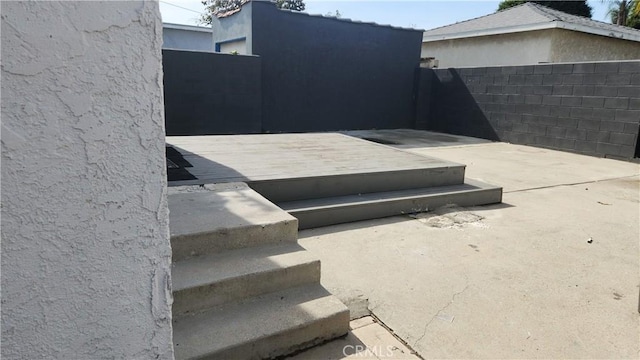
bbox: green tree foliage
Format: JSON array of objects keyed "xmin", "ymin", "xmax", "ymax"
[
  {"xmin": 200, "ymin": 0, "xmax": 305, "ymax": 25},
  {"xmin": 497, "ymin": 1, "xmax": 593, "ymax": 18},
  {"xmin": 275, "ymin": 0, "xmax": 305, "ymax": 11},
  {"xmin": 604, "ymin": 0, "xmax": 640, "ymax": 28}
]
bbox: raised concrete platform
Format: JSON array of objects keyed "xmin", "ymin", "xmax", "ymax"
[
  {"xmin": 166, "ymin": 133, "xmax": 464, "ymax": 187},
  {"xmin": 166, "ymin": 133, "xmax": 502, "ymax": 229}
]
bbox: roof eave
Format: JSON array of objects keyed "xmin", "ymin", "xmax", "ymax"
[
  {"xmin": 423, "ymin": 21, "xmax": 640, "ymax": 43},
  {"xmin": 556, "ymin": 22, "xmax": 640, "ymax": 42},
  {"xmin": 422, "ymin": 22, "xmax": 557, "ymax": 42}
]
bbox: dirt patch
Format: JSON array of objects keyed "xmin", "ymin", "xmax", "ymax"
[{"xmin": 410, "ymin": 205, "xmax": 486, "ymax": 229}]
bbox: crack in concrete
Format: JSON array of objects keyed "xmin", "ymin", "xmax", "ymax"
[
  {"xmin": 504, "ymin": 175, "xmax": 638, "ymax": 194},
  {"xmin": 412, "ymin": 283, "xmax": 469, "ymax": 350}
]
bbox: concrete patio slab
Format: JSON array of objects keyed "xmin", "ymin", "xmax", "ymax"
[
  {"xmin": 299, "ymin": 131, "xmax": 639, "ymax": 359},
  {"xmin": 165, "ymin": 133, "xmax": 462, "ymax": 186}
]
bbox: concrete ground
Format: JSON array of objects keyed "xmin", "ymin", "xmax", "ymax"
[{"xmin": 296, "ymin": 131, "xmax": 639, "ymax": 359}]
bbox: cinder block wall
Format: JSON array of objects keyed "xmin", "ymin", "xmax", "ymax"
[{"xmin": 424, "ymin": 61, "xmax": 640, "ymax": 159}]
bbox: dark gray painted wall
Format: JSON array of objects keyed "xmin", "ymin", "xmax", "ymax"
[
  {"xmin": 163, "ymin": 49, "xmax": 262, "ymax": 135},
  {"xmin": 210, "ymin": 1, "xmax": 423, "ymax": 132},
  {"xmin": 422, "ymin": 61, "xmax": 640, "ymax": 159}
]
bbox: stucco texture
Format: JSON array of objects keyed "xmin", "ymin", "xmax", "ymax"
[
  {"xmin": 422, "ymin": 28, "xmax": 640, "ymax": 68},
  {"xmin": 1, "ymin": 1, "xmax": 173, "ymax": 359},
  {"xmin": 421, "ymin": 30, "xmax": 554, "ymax": 68},
  {"xmin": 550, "ymin": 28, "xmax": 640, "ymax": 62}
]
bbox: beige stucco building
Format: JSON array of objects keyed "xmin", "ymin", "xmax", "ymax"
[{"xmin": 421, "ymin": 3, "xmax": 640, "ymax": 68}]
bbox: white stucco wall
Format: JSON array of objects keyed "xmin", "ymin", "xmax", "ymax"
[
  {"xmin": 550, "ymin": 29, "xmax": 640, "ymax": 62},
  {"xmin": 421, "ymin": 29, "xmax": 555, "ymax": 68},
  {"xmin": 1, "ymin": 2, "xmax": 173, "ymax": 359}
]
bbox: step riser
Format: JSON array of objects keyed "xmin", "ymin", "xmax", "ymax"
[
  {"xmin": 196, "ymin": 310, "xmax": 349, "ymax": 360},
  {"xmin": 173, "ymin": 261, "xmax": 321, "ymax": 316},
  {"xmin": 171, "ymin": 220, "xmax": 298, "ymax": 262},
  {"xmin": 249, "ymin": 167, "xmax": 465, "ymax": 203},
  {"xmin": 291, "ymin": 188, "xmax": 503, "ymax": 230}
]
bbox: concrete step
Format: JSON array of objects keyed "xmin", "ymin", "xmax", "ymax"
[
  {"xmin": 172, "ymin": 243, "xmax": 321, "ymax": 316},
  {"xmin": 169, "ymin": 183, "xmax": 298, "ymax": 261},
  {"xmin": 172, "ymin": 284, "xmax": 350, "ymax": 360},
  {"xmin": 278, "ymin": 179, "xmax": 503, "ymax": 230},
  {"xmin": 248, "ymin": 165, "xmax": 466, "ymax": 203}
]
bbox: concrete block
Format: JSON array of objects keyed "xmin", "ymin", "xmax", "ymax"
[
  {"xmin": 555, "ymin": 138, "xmax": 576, "ymax": 150},
  {"xmin": 574, "ymin": 140, "xmax": 598, "ymax": 154},
  {"xmin": 528, "ymin": 123, "xmax": 548, "ymax": 135},
  {"xmin": 604, "ymin": 98, "xmax": 629, "ymax": 110},
  {"xmin": 596, "ymin": 142, "xmax": 621, "ymax": 156},
  {"xmin": 565, "ymin": 128, "xmax": 587, "ymax": 140},
  {"xmin": 493, "ymin": 94, "xmax": 509, "ymax": 104},
  {"xmin": 509, "ymin": 75, "xmax": 526, "ymax": 85},
  {"xmin": 619, "ymin": 145, "xmax": 636, "ymax": 158},
  {"xmin": 573, "ymin": 85, "xmax": 595, "ymax": 96},
  {"xmin": 549, "ymin": 106, "xmax": 571, "ymax": 118},
  {"xmin": 502, "ymin": 66, "xmax": 518, "ymax": 75},
  {"xmin": 487, "ymin": 85, "xmax": 503, "ymax": 93},
  {"xmin": 568, "ymin": 107, "xmax": 591, "ymax": 121},
  {"xmin": 594, "ymin": 86, "xmax": 618, "ymax": 97},
  {"xmin": 552, "ymin": 63, "xmax": 573, "ymax": 74},
  {"xmin": 543, "ymin": 74, "xmax": 564, "ymax": 85},
  {"xmin": 516, "ymin": 65, "xmax": 535, "ymax": 74},
  {"xmin": 609, "ymin": 132, "xmax": 637, "ymax": 146},
  {"xmin": 534, "ymin": 136, "xmax": 555, "ymax": 147},
  {"xmin": 573, "ymin": 63, "xmax": 596, "ymax": 73},
  {"xmin": 172, "ymin": 243, "xmax": 321, "ymax": 315},
  {"xmin": 586, "ymin": 130, "xmax": 609, "ymax": 142},
  {"xmin": 606, "ymin": 74, "xmax": 631, "ymax": 85},
  {"xmin": 581, "ymin": 96, "xmax": 605, "ymax": 108},
  {"xmin": 542, "ymin": 95, "xmax": 562, "ymax": 105},
  {"xmin": 172, "ymin": 284, "xmax": 349, "ymax": 360},
  {"xmin": 519, "ymin": 86, "xmax": 535, "ymax": 95},
  {"xmin": 486, "ymin": 67, "xmax": 503, "ymax": 75},
  {"xmin": 631, "ymin": 74, "xmax": 640, "ymax": 85},
  {"xmin": 479, "ymin": 75, "xmax": 494, "ymax": 85},
  {"xmin": 534, "ymin": 65, "xmax": 553, "ymax": 75},
  {"xmin": 501, "ymin": 104, "xmax": 517, "ymax": 113},
  {"xmin": 509, "ymin": 94, "xmax": 525, "ymax": 104},
  {"xmin": 618, "ymin": 61, "xmax": 640, "ymax": 73},
  {"xmin": 577, "ymin": 119, "xmax": 601, "ymax": 130},
  {"xmin": 594, "ymin": 62, "xmax": 619, "ymax": 73},
  {"xmin": 493, "ymin": 75, "xmax": 509, "ymax": 84},
  {"xmin": 505, "ymin": 113, "xmax": 522, "ymax": 123},
  {"xmin": 525, "ymin": 75, "xmax": 543, "ymax": 85},
  {"xmin": 614, "ymin": 109, "xmax": 639, "ymax": 123},
  {"xmin": 623, "ymin": 122, "xmax": 640, "ymax": 133},
  {"xmin": 617, "ymin": 87, "xmax": 640, "ymax": 98},
  {"xmin": 472, "ymin": 67, "xmax": 487, "ymax": 75},
  {"xmin": 563, "ymin": 74, "xmax": 584, "ymax": 85},
  {"xmin": 556, "ymin": 117, "xmax": 578, "ymax": 128},
  {"xmin": 502, "ymin": 85, "xmax": 519, "ymax": 94},
  {"xmin": 590, "ymin": 108, "xmax": 616, "ymax": 121},
  {"xmin": 533, "ymin": 106, "xmax": 552, "ymax": 116},
  {"xmin": 561, "ymin": 96, "xmax": 582, "ymax": 106},
  {"xmin": 552, "ymin": 85, "xmax": 573, "ymax": 95},
  {"xmin": 512, "ymin": 123, "xmax": 528, "ymax": 133},
  {"xmin": 534, "ymin": 86, "xmax": 553, "ymax": 95},
  {"xmin": 583, "ymin": 73, "xmax": 607, "ymax": 85},
  {"xmin": 599, "ymin": 121, "xmax": 625, "ymax": 132},
  {"xmin": 525, "ymin": 94, "xmax": 543, "ymax": 104},
  {"xmin": 547, "ymin": 126, "xmax": 566, "ymax": 138}
]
